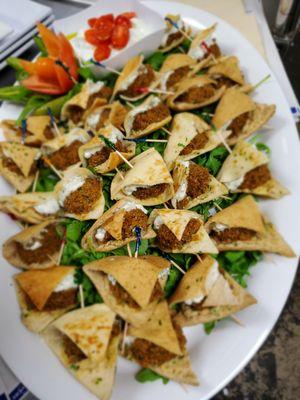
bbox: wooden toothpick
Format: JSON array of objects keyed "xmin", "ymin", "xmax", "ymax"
[
  {"xmin": 79, "ymin": 284, "xmax": 85, "ymax": 308},
  {"xmin": 230, "ymin": 314, "xmax": 244, "ymax": 327},
  {"xmin": 43, "ymin": 157, "xmax": 63, "ymax": 179},
  {"xmin": 127, "ymin": 242, "xmax": 132, "ymax": 258},
  {"xmin": 121, "ymin": 321, "xmax": 129, "ymax": 355},
  {"xmin": 32, "ymin": 170, "xmax": 39, "ymax": 192},
  {"xmin": 115, "ymin": 167, "xmax": 125, "ymax": 180}
]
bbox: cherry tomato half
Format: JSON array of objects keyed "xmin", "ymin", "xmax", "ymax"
[
  {"xmin": 120, "ymin": 12, "xmax": 136, "ymax": 19},
  {"xmin": 115, "ymin": 15, "xmax": 131, "ymax": 28},
  {"xmin": 111, "ymin": 24, "xmax": 130, "ymax": 50},
  {"xmin": 85, "ymin": 29, "xmax": 103, "ymax": 46},
  {"xmin": 94, "ymin": 43, "xmax": 111, "ymax": 61},
  {"xmin": 94, "ymin": 18, "xmax": 114, "ymax": 41},
  {"xmin": 88, "ymin": 18, "xmax": 97, "ymax": 28}
]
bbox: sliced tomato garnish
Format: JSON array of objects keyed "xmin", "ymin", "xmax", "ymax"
[
  {"xmin": 88, "ymin": 17, "xmax": 98, "ymax": 28},
  {"xmin": 37, "ymin": 23, "xmax": 60, "ymax": 57},
  {"xmin": 85, "ymin": 29, "xmax": 104, "ymax": 46},
  {"xmin": 97, "ymin": 14, "xmax": 114, "ymax": 24},
  {"xmin": 34, "ymin": 58, "xmax": 58, "ymax": 80},
  {"xmin": 111, "ymin": 24, "xmax": 130, "ymax": 50},
  {"xmin": 94, "ymin": 19, "xmax": 114, "ymax": 41},
  {"xmin": 21, "ymin": 75, "xmax": 65, "ymax": 95},
  {"xmin": 20, "ymin": 60, "xmax": 37, "ymax": 75},
  {"xmin": 58, "ymin": 33, "xmax": 78, "ymax": 80},
  {"xmin": 115, "ymin": 15, "xmax": 131, "ymax": 28},
  {"xmin": 94, "ymin": 43, "xmax": 111, "ymax": 61},
  {"xmin": 120, "ymin": 12, "xmax": 136, "ymax": 19},
  {"xmin": 54, "ymin": 62, "xmax": 73, "ymax": 92}
]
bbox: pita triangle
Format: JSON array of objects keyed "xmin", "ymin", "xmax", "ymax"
[
  {"xmin": 208, "ymin": 56, "xmax": 245, "ymax": 85},
  {"xmin": 103, "ymin": 209, "xmax": 126, "ymax": 241},
  {"xmin": 1, "ymin": 142, "xmax": 39, "ymax": 177}
]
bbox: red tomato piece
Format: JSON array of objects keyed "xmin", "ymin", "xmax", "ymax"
[
  {"xmin": 84, "ymin": 29, "xmax": 103, "ymax": 46},
  {"xmin": 94, "ymin": 18, "xmax": 114, "ymax": 41},
  {"xmin": 115, "ymin": 15, "xmax": 131, "ymax": 28},
  {"xmin": 88, "ymin": 18, "xmax": 97, "ymax": 28},
  {"xmin": 98, "ymin": 13, "xmax": 114, "ymax": 23},
  {"xmin": 94, "ymin": 43, "xmax": 111, "ymax": 61},
  {"xmin": 111, "ymin": 24, "xmax": 130, "ymax": 50},
  {"xmin": 120, "ymin": 12, "xmax": 136, "ymax": 19}
]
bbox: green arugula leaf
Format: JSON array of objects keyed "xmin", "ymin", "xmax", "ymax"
[
  {"xmin": 144, "ymin": 52, "xmax": 167, "ymax": 71},
  {"xmin": 17, "ymin": 94, "xmax": 53, "ymax": 124},
  {"xmin": 74, "ymin": 268, "xmax": 103, "ymax": 306},
  {"xmin": 194, "ymin": 146, "xmax": 229, "ymax": 176},
  {"xmin": 203, "ymin": 321, "xmax": 216, "ymax": 334},
  {"xmin": 35, "ymin": 168, "xmax": 59, "ymax": 192},
  {"xmin": 135, "ymin": 368, "xmax": 169, "ymax": 384},
  {"xmin": 256, "ymin": 142, "xmax": 271, "ymax": 155}
]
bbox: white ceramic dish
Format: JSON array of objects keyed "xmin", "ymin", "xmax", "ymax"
[{"xmin": 0, "ymin": 1, "xmax": 299, "ymax": 400}]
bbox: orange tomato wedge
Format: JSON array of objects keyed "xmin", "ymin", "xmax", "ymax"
[{"xmin": 21, "ymin": 75, "xmax": 65, "ymax": 95}]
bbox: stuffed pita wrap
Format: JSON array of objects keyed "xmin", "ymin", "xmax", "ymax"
[
  {"xmin": 14, "ymin": 266, "xmax": 77, "ymax": 332},
  {"xmin": 170, "ymin": 256, "xmax": 257, "ymax": 326},
  {"xmin": 83, "ymin": 256, "xmax": 170, "ymax": 325},
  {"xmin": 0, "ymin": 142, "xmax": 40, "ymax": 192},
  {"xmin": 54, "ymin": 167, "xmax": 104, "ymax": 220},
  {"xmin": 0, "ymin": 116, "xmax": 55, "ymax": 147},
  {"xmin": 3, "ymin": 220, "xmax": 63, "ymax": 269},
  {"xmin": 61, "ymin": 79, "xmax": 111, "ymax": 125},
  {"xmin": 110, "ymin": 148, "xmax": 174, "ymax": 206},
  {"xmin": 212, "ymin": 88, "xmax": 275, "ymax": 145},
  {"xmin": 159, "ymin": 14, "xmax": 192, "ymax": 53},
  {"xmin": 167, "ymin": 76, "xmax": 226, "ymax": 111},
  {"xmin": 83, "ymin": 100, "xmax": 128, "ymax": 132},
  {"xmin": 124, "ymin": 95, "xmax": 171, "ymax": 138},
  {"xmin": 78, "ymin": 125, "xmax": 135, "ymax": 174},
  {"xmin": 123, "ymin": 300, "xmax": 199, "ymax": 386},
  {"xmin": 188, "ymin": 24, "xmax": 221, "ymax": 70},
  {"xmin": 0, "ymin": 192, "xmax": 60, "ymax": 223},
  {"xmin": 113, "ymin": 55, "xmax": 159, "ymax": 101},
  {"xmin": 217, "ymin": 140, "xmax": 289, "ymax": 198},
  {"xmin": 42, "ymin": 127, "xmax": 91, "ymax": 171},
  {"xmin": 208, "ymin": 56, "xmax": 246, "ymax": 87},
  {"xmin": 149, "ymin": 208, "xmax": 218, "ymax": 254},
  {"xmin": 81, "ymin": 198, "xmax": 155, "ymax": 251},
  {"xmin": 171, "ymin": 160, "xmax": 228, "ymax": 208},
  {"xmin": 205, "ymin": 195, "xmax": 295, "ymax": 256},
  {"xmin": 163, "ymin": 112, "xmax": 231, "ymax": 170},
  {"xmin": 42, "ymin": 304, "xmax": 120, "ymax": 400},
  {"xmin": 159, "ymin": 54, "xmax": 197, "ymax": 92}
]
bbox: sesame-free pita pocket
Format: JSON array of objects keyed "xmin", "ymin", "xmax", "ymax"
[
  {"xmin": 205, "ymin": 195, "xmax": 295, "ymax": 256},
  {"xmin": 167, "ymin": 76, "xmax": 226, "ymax": 111},
  {"xmin": 159, "ymin": 15, "xmax": 192, "ymax": 53},
  {"xmin": 124, "ymin": 300, "xmax": 199, "ymax": 386},
  {"xmin": 61, "ymin": 79, "xmax": 111, "ymax": 125},
  {"xmin": 217, "ymin": 140, "xmax": 289, "ymax": 198},
  {"xmin": 171, "ymin": 160, "xmax": 228, "ymax": 209},
  {"xmin": 113, "ymin": 55, "xmax": 159, "ymax": 101},
  {"xmin": 54, "ymin": 167, "xmax": 105, "ymax": 220},
  {"xmin": 0, "ymin": 192, "xmax": 60, "ymax": 224},
  {"xmin": 149, "ymin": 208, "xmax": 218, "ymax": 254},
  {"xmin": 83, "ymin": 100, "xmax": 128, "ymax": 132},
  {"xmin": 170, "ymin": 256, "xmax": 257, "ymax": 326},
  {"xmin": 208, "ymin": 56, "xmax": 245, "ymax": 86},
  {"xmin": 81, "ymin": 198, "xmax": 155, "ymax": 252},
  {"xmin": 0, "ymin": 116, "xmax": 55, "ymax": 147},
  {"xmin": 124, "ymin": 95, "xmax": 172, "ymax": 138},
  {"xmin": 78, "ymin": 125, "xmax": 135, "ymax": 174},
  {"xmin": 110, "ymin": 148, "xmax": 174, "ymax": 206},
  {"xmin": 163, "ymin": 112, "xmax": 231, "ymax": 170},
  {"xmin": 0, "ymin": 142, "xmax": 40, "ymax": 192},
  {"xmin": 3, "ymin": 220, "xmax": 63, "ymax": 270},
  {"xmin": 14, "ymin": 266, "xmax": 77, "ymax": 333},
  {"xmin": 159, "ymin": 54, "xmax": 196, "ymax": 92},
  {"xmin": 42, "ymin": 304, "xmax": 120, "ymax": 400},
  {"xmin": 83, "ymin": 256, "xmax": 170, "ymax": 325}
]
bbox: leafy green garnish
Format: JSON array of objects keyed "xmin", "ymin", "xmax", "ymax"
[
  {"xmin": 0, "ymin": 85, "xmax": 32, "ymax": 103},
  {"xmin": 218, "ymin": 251, "xmax": 263, "ymax": 288},
  {"xmin": 144, "ymin": 51, "xmax": 167, "ymax": 71},
  {"xmin": 256, "ymin": 142, "xmax": 270, "ymax": 155},
  {"xmin": 17, "ymin": 94, "xmax": 53, "ymax": 125},
  {"xmin": 134, "ymin": 129, "xmax": 169, "ymax": 156},
  {"xmin": 33, "ymin": 36, "xmax": 48, "ymax": 57},
  {"xmin": 70, "ymin": 364, "xmax": 80, "ymax": 371},
  {"xmin": 164, "ymin": 266, "xmax": 182, "ymax": 298},
  {"xmin": 191, "ymin": 194, "xmax": 239, "ymax": 221},
  {"xmin": 6, "ymin": 57, "xmax": 29, "ymax": 81},
  {"xmin": 78, "ymin": 66, "xmax": 97, "ymax": 81},
  {"xmin": 35, "ymin": 168, "xmax": 60, "ymax": 192},
  {"xmin": 135, "ymin": 368, "xmax": 169, "ymax": 384},
  {"xmin": 194, "ymin": 146, "xmax": 229, "ymax": 176},
  {"xmin": 75, "ymin": 268, "xmax": 103, "ymax": 306},
  {"xmin": 204, "ymin": 321, "xmax": 216, "ymax": 334}
]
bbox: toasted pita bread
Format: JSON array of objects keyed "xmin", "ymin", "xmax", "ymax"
[
  {"xmin": 217, "ymin": 140, "xmax": 289, "ymax": 198},
  {"xmin": 159, "ymin": 15, "xmax": 191, "ymax": 53},
  {"xmin": 205, "ymin": 195, "xmax": 295, "ymax": 256},
  {"xmin": 0, "ymin": 116, "xmax": 55, "ymax": 147},
  {"xmin": 113, "ymin": 55, "xmax": 159, "ymax": 101},
  {"xmin": 208, "ymin": 56, "xmax": 245, "ymax": 85},
  {"xmin": 171, "ymin": 160, "xmax": 228, "ymax": 208},
  {"xmin": 3, "ymin": 220, "xmax": 62, "ymax": 269},
  {"xmin": 81, "ymin": 198, "xmax": 155, "ymax": 251},
  {"xmin": 163, "ymin": 112, "xmax": 231, "ymax": 170},
  {"xmin": 149, "ymin": 208, "xmax": 218, "ymax": 254},
  {"xmin": 83, "ymin": 101, "xmax": 128, "ymax": 132},
  {"xmin": 61, "ymin": 80, "xmax": 109, "ymax": 123},
  {"xmin": 0, "ymin": 192, "xmax": 60, "ymax": 224},
  {"xmin": 0, "ymin": 142, "xmax": 40, "ymax": 192},
  {"xmin": 54, "ymin": 167, "xmax": 104, "ymax": 220},
  {"xmin": 111, "ymin": 148, "xmax": 174, "ymax": 206},
  {"xmin": 159, "ymin": 54, "xmax": 196, "ymax": 91},
  {"xmin": 123, "ymin": 95, "xmax": 172, "ymax": 138},
  {"xmin": 172, "ymin": 256, "xmax": 257, "ymax": 326},
  {"xmin": 78, "ymin": 127, "xmax": 135, "ymax": 174},
  {"xmin": 42, "ymin": 304, "xmax": 120, "ymax": 400},
  {"xmin": 167, "ymin": 76, "xmax": 226, "ymax": 111}
]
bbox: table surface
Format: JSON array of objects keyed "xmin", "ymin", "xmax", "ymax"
[{"xmin": 0, "ymin": 1, "xmax": 299, "ymax": 399}]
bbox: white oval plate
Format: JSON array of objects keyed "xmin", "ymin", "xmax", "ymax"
[{"xmin": 0, "ymin": 2, "xmax": 299, "ymax": 400}]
